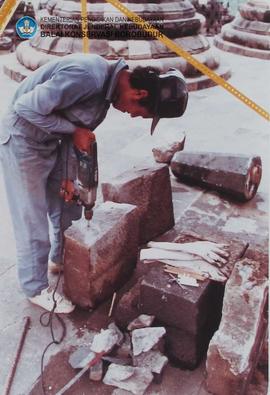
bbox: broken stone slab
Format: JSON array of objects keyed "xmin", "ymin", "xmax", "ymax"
[
  {"xmin": 127, "ymin": 314, "xmax": 155, "ymax": 331},
  {"xmin": 139, "ymin": 264, "xmax": 224, "ymax": 335},
  {"xmin": 152, "ymin": 137, "xmax": 186, "ymax": 164},
  {"xmin": 133, "ymin": 350, "xmax": 168, "ymax": 374},
  {"xmin": 103, "ymin": 364, "xmax": 153, "ymax": 395},
  {"xmin": 64, "ymin": 201, "xmax": 140, "ymax": 308},
  {"xmin": 131, "ymin": 327, "xmax": 166, "ymax": 356},
  {"xmin": 90, "ymin": 328, "xmax": 120, "ymax": 354},
  {"xmin": 102, "ymin": 164, "xmax": 174, "ymax": 244},
  {"xmin": 69, "ymin": 347, "xmax": 95, "ymax": 369},
  {"xmin": 89, "ymin": 360, "xmax": 103, "ymax": 381},
  {"xmin": 206, "ymin": 258, "xmax": 268, "ymax": 395}
]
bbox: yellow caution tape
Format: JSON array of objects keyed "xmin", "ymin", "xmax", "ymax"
[
  {"xmin": 105, "ymin": 0, "xmax": 270, "ymax": 122},
  {"xmin": 80, "ymin": 0, "xmax": 89, "ymax": 53},
  {"xmin": 0, "ymin": 0, "xmax": 21, "ymax": 36}
]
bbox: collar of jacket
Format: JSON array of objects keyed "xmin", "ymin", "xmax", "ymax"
[{"xmin": 105, "ymin": 58, "xmax": 128, "ymax": 103}]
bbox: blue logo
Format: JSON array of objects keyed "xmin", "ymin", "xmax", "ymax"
[{"xmin": 16, "ymin": 16, "xmax": 37, "ymax": 39}]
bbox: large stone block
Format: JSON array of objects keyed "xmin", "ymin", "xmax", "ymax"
[
  {"xmin": 165, "ymin": 308, "xmax": 221, "ymax": 370},
  {"xmin": 206, "ymin": 258, "xmax": 268, "ymax": 395},
  {"xmin": 63, "ymin": 202, "xmax": 139, "ymax": 309},
  {"xmin": 102, "ymin": 164, "xmax": 174, "ymax": 244},
  {"xmin": 114, "ymin": 280, "xmax": 142, "ymax": 329},
  {"xmin": 139, "ymin": 264, "xmax": 224, "ymax": 335}
]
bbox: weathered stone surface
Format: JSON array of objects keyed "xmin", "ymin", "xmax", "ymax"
[
  {"xmin": 139, "ymin": 264, "xmax": 224, "ymax": 335},
  {"xmin": 152, "ymin": 141, "xmax": 185, "ymax": 164},
  {"xmin": 102, "ymin": 164, "xmax": 174, "ymax": 244},
  {"xmin": 90, "ymin": 328, "xmax": 120, "ymax": 354},
  {"xmin": 64, "ymin": 201, "xmax": 139, "ymax": 308},
  {"xmin": 89, "ymin": 360, "xmax": 103, "ymax": 381},
  {"xmin": 103, "ymin": 364, "xmax": 153, "ymax": 395},
  {"xmin": 171, "ymin": 151, "xmax": 262, "ymax": 202},
  {"xmin": 114, "ymin": 281, "xmax": 142, "ymax": 330},
  {"xmin": 133, "ymin": 350, "xmax": 168, "ymax": 374},
  {"xmin": 131, "ymin": 327, "xmax": 166, "ymax": 356},
  {"xmin": 206, "ymin": 258, "xmax": 268, "ymax": 395},
  {"xmin": 127, "ymin": 315, "xmax": 155, "ymax": 331}
]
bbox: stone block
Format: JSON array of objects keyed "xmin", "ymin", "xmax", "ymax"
[
  {"xmin": 171, "ymin": 151, "xmax": 262, "ymax": 202},
  {"xmin": 114, "ymin": 280, "xmax": 142, "ymax": 329},
  {"xmin": 165, "ymin": 317, "xmax": 219, "ymax": 370},
  {"xmin": 206, "ymin": 258, "xmax": 268, "ymax": 395},
  {"xmin": 63, "ymin": 202, "xmax": 139, "ymax": 309},
  {"xmin": 139, "ymin": 264, "xmax": 224, "ymax": 335},
  {"xmin": 102, "ymin": 164, "xmax": 174, "ymax": 244}
]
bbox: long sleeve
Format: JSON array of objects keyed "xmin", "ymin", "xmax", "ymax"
[{"xmin": 13, "ymin": 66, "xmax": 98, "ymax": 134}]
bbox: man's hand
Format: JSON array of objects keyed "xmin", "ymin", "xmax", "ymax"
[
  {"xmin": 73, "ymin": 127, "xmax": 92, "ymax": 152},
  {"xmin": 60, "ymin": 180, "xmax": 75, "ymax": 202}
]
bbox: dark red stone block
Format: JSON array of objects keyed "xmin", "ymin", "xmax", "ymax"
[
  {"xmin": 63, "ymin": 202, "xmax": 139, "ymax": 309},
  {"xmin": 102, "ymin": 164, "xmax": 174, "ymax": 244},
  {"xmin": 139, "ymin": 265, "xmax": 224, "ymax": 335}
]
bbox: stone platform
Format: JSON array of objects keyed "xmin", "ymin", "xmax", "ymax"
[{"xmin": 214, "ymin": 0, "xmax": 270, "ymax": 59}]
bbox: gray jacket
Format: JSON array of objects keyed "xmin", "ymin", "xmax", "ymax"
[{"xmin": 0, "ymin": 54, "xmax": 127, "ymax": 178}]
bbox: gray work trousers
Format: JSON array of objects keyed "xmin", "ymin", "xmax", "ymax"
[{"xmin": 0, "ymin": 112, "xmax": 81, "ymax": 297}]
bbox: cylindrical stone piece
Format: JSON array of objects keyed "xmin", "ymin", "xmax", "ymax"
[
  {"xmin": 63, "ymin": 201, "xmax": 139, "ymax": 308},
  {"xmin": 170, "ymin": 151, "xmax": 262, "ymax": 201}
]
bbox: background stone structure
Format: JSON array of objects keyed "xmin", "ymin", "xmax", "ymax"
[
  {"xmin": 214, "ymin": 0, "xmax": 270, "ymax": 59},
  {"xmin": 4, "ymin": 0, "xmax": 230, "ymax": 88}
]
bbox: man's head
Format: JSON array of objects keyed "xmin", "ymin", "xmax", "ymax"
[
  {"xmin": 112, "ymin": 66, "xmax": 159, "ymax": 119},
  {"xmin": 112, "ymin": 66, "xmax": 188, "ymax": 134}
]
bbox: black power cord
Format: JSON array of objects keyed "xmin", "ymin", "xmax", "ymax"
[
  {"xmin": 40, "ymin": 138, "xmax": 73, "ymax": 395},
  {"xmin": 40, "ymin": 271, "xmax": 67, "ymax": 395}
]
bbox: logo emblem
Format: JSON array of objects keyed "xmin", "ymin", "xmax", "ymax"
[{"xmin": 16, "ymin": 16, "xmax": 37, "ymax": 39}]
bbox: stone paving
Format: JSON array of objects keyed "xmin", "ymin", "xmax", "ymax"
[{"xmin": 0, "ymin": 42, "xmax": 269, "ymax": 395}]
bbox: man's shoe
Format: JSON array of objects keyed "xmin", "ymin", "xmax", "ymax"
[
  {"xmin": 29, "ymin": 287, "xmax": 75, "ymax": 314},
  {"xmin": 48, "ymin": 260, "xmax": 64, "ymax": 274}
]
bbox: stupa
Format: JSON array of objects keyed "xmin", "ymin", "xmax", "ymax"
[
  {"xmin": 214, "ymin": 0, "xmax": 270, "ymax": 59},
  {"xmin": 4, "ymin": 0, "xmax": 231, "ymax": 89}
]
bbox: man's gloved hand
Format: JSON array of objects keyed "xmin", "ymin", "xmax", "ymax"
[
  {"xmin": 73, "ymin": 127, "xmax": 92, "ymax": 152},
  {"xmin": 60, "ymin": 179, "xmax": 75, "ymax": 202}
]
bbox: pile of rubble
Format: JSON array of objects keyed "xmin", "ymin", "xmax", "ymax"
[{"xmin": 67, "ymin": 316, "xmax": 168, "ymax": 395}]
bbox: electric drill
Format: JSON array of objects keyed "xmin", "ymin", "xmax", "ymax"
[{"xmin": 74, "ymin": 131, "xmax": 98, "ymax": 222}]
